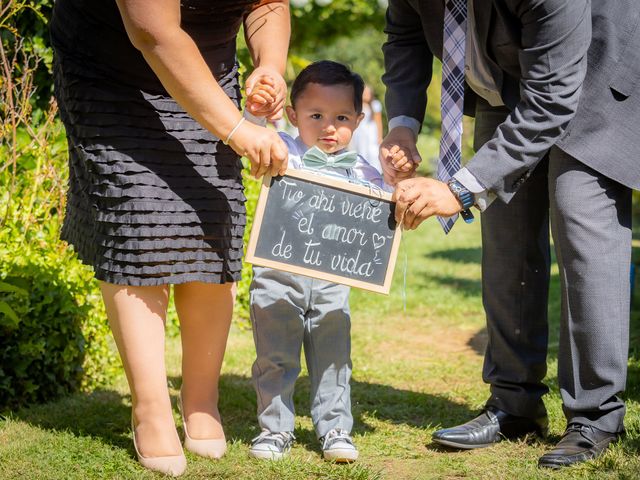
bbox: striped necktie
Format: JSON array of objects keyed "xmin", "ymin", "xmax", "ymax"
[{"xmin": 437, "ymin": 0, "xmax": 467, "ymax": 233}]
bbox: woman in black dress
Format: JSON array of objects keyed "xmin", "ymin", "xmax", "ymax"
[{"xmin": 50, "ymin": 0, "xmax": 289, "ymax": 475}]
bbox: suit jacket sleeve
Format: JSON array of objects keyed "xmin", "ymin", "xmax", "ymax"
[
  {"xmin": 466, "ymin": 0, "xmax": 591, "ymax": 203},
  {"xmin": 382, "ymin": 0, "xmax": 433, "ymax": 127}
]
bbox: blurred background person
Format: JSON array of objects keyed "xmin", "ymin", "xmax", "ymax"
[{"xmin": 349, "ymin": 84, "xmax": 383, "ymax": 173}]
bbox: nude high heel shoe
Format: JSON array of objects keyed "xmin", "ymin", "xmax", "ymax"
[
  {"xmin": 131, "ymin": 416, "xmax": 187, "ymax": 477},
  {"xmin": 179, "ymin": 392, "xmax": 227, "ymax": 459}
]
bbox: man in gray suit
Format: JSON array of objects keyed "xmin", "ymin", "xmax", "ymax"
[{"xmin": 382, "ymin": 0, "xmax": 639, "ymax": 468}]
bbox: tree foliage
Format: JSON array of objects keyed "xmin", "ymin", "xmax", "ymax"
[
  {"xmin": 307, "ymin": 26, "xmax": 386, "ymax": 100},
  {"xmin": 2, "ymin": 0, "xmax": 54, "ymax": 110},
  {"xmin": 289, "ymin": 0, "xmax": 386, "ymax": 54}
]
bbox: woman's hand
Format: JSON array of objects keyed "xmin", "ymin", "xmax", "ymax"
[
  {"xmin": 228, "ymin": 120, "xmax": 288, "ymax": 178},
  {"xmin": 392, "ymin": 177, "xmax": 462, "ymax": 230},
  {"xmin": 245, "ymin": 66, "xmax": 287, "ymax": 120}
]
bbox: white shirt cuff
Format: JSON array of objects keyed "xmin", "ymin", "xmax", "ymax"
[
  {"xmin": 453, "ymin": 168, "xmax": 496, "ymax": 212},
  {"xmin": 388, "ymin": 116, "xmax": 421, "ymax": 138},
  {"xmin": 243, "ymin": 109, "xmax": 267, "ymax": 127}
]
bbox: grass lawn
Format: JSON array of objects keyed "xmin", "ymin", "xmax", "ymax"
[{"xmin": 1, "ymin": 217, "xmax": 639, "ymax": 479}]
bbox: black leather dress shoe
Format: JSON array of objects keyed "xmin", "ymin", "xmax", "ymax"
[
  {"xmin": 538, "ymin": 423, "xmax": 619, "ymax": 469},
  {"xmin": 432, "ymin": 406, "xmax": 548, "ymax": 449}
]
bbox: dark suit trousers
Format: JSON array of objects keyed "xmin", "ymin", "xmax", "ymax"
[{"xmin": 474, "ymin": 100, "xmax": 630, "ymax": 433}]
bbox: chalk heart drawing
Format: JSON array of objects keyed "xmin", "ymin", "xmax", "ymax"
[{"xmin": 372, "ymin": 233, "xmax": 386, "ymax": 250}]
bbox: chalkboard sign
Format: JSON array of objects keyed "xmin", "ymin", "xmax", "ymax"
[{"xmin": 246, "ymin": 169, "xmax": 401, "ymax": 294}]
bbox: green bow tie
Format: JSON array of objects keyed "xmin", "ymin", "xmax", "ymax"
[{"xmin": 301, "ymin": 146, "xmax": 358, "ymax": 170}]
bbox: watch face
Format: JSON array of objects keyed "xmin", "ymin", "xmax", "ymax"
[{"xmin": 450, "ymin": 181, "xmax": 464, "ymax": 195}]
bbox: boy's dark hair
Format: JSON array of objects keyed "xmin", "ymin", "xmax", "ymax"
[{"xmin": 290, "ymin": 60, "xmax": 365, "ymax": 114}]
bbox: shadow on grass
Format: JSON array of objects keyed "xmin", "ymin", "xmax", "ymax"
[
  {"xmin": 12, "ymin": 372, "xmax": 474, "ymax": 456},
  {"xmin": 421, "ymin": 274, "xmax": 483, "ymax": 299},
  {"xmin": 214, "ymin": 374, "xmax": 475, "ymax": 453},
  {"xmin": 12, "ymin": 388, "xmax": 133, "ymax": 450},
  {"xmin": 466, "ymin": 327, "xmax": 488, "ymax": 356},
  {"xmin": 623, "ymin": 357, "xmax": 640, "ymax": 404},
  {"xmin": 425, "ymin": 247, "xmax": 481, "ymax": 265}
]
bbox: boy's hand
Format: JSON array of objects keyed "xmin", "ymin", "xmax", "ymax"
[
  {"xmin": 379, "ymin": 127, "xmax": 422, "ymax": 186},
  {"xmin": 245, "ymin": 67, "xmax": 287, "ymax": 120}
]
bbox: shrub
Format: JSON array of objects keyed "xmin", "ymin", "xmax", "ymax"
[
  {"xmin": 1, "ymin": 1, "xmax": 118, "ymax": 409},
  {"xmin": 0, "ymin": 225, "xmax": 118, "ymax": 410},
  {"xmin": 234, "ymin": 171, "xmax": 262, "ymax": 325},
  {"xmin": 0, "ymin": 115, "xmax": 119, "ymax": 409}
]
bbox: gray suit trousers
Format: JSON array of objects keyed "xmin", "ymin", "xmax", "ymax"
[
  {"xmin": 476, "ymin": 101, "xmax": 631, "ymax": 433},
  {"xmin": 249, "ymin": 267, "xmax": 353, "ymax": 438}
]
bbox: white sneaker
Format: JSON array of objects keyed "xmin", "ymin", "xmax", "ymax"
[
  {"xmin": 249, "ymin": 430, "xmax": 295, "ymax": 460},
  {"xmin": 321, "ymin": 429, "xmax": 359, "ymax": 462}
]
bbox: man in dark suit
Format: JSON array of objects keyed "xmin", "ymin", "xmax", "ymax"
[{"xmin": 381, "ymin": 0, "xmax": 639, "ymax": 468}]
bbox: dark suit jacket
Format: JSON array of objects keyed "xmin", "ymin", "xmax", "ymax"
[{"xmin": 383, "ymin": 0, "xmax": 640, "ymax": 201}]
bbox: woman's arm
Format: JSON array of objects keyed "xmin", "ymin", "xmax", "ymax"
[
  {"xmin": 243, "ymin": 0, "xmax": 290, "ymax": 119},
  {"xmin": 115, "ymin": 0, "xmax": 287, "ymax": 177}
]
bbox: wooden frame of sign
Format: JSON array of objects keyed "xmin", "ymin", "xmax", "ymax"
[{"xmin": 245, "ymin": 169, "xmax": 401, "ymax": 294}]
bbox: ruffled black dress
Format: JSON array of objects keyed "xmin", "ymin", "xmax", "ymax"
[{"xmin": 50, "ymin": 0, "xmax": 260, "ymax": 286}]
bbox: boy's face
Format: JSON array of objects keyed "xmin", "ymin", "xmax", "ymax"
[{"xmin": 286, "ymin": 83, "xmax": 364, "ymax": 154}]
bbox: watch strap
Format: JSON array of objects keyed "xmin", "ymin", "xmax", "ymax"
[{"xmin": 447, "ymin": 179, "xmax": 475, "ymax": 224}]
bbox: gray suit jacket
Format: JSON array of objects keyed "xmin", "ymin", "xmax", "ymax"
[
  {"xmin": 383, "ymin": 0, "xmax": 640, "ymax": 201},
  {"xmin": 556, "ymin": 2, "xmax": 640, "ymax": 191}
]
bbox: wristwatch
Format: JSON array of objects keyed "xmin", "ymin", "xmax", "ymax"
[{"xmin": 447, "ymin": 179, "xmax": 475, "ymax": 224}]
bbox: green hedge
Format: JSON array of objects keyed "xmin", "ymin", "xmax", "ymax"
[
  {"xmin": 0, "ymin": 227, "xmax": 118, "ymax": 410},
  {"xmin": 234, "ymin": 171, "xmax": 261, "ymax": 325}
]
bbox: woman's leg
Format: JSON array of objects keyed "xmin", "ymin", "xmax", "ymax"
[
  {"xmin": 100, "ymin": 282, "xmax": 182, "ymax": 457},
  {"xmin": 174, "ymin": 281, "xmax": 235, "ymax": 439}
]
